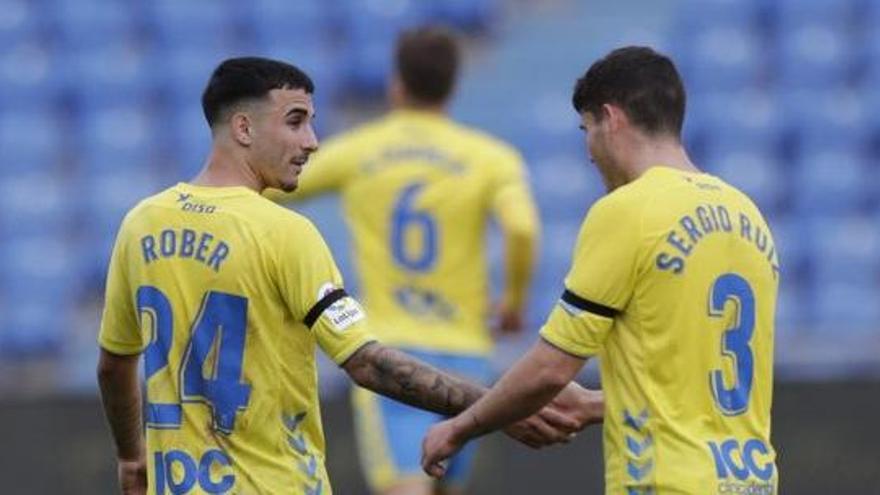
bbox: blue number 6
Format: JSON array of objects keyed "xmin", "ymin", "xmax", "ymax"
[
  {"xmin": 391, "ymin": 183, "xmax": 438, "ymax": 272},
  {"xmin": 708, "ymin": 273, "xmax": 755, "ymax": 416}
]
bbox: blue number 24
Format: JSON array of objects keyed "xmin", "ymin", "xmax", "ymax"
[
  {"xmin": 708, "ymin": 273, "xmax": 756, "ymax": 416},
  {"xmin": 138, "ymin": 286, "xmax": 251, "ymax": 434}
]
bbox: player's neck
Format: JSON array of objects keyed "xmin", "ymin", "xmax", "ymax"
[
  {"xmin": 393, "ymin": 97, "xmax": 448, "ymax": 115},
  {"xmin": 626, "ymin": 135, "xmax": 699, "ymax": 181},
  {"xmin": 191, "ymin": 147, "xmax": 263, "ymax": 192}
]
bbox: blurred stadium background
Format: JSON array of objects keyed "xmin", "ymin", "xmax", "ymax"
[{"xmin": 0, "ymin": 0, "xmax": 878, "ymax": 493}]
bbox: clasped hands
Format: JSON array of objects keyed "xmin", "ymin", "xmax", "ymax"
[{"xmin": 422, "ymin": 382, "xmax": 603, "ymax": 478}]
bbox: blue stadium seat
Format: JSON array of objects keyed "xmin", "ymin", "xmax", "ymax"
[
  {"xmin": 248, "ymin": 0, "xmax": 328, "ymax": 43},
  {"xmin": 771, "ymin": 0, "xmax": 856, "ymax": 28},
  {"xmin": 792, "ymin": 148, "xmax": 870, "ymax": 214},
  {"xmin": 811, "ymin": 281, "xmax": 880, "ymax": 335},
  {"xmin": 0, "ymin": 0, "xmax": 47, "ymax": 46},
  {"xmin": 0, "ymin": 299, "xmax": 66, "ymax": 357},
  {"xmin": 76, "ymin": 102, "xmax": 159, "ymax": 174},
  {"xmin": 806, "ymin": 215, "xmax": 880, "ymax": 287},
  {"xmin": 676, "ymin": 0, "xmax": 763, "ymax": 31},
  {"xmin": 0, "ymin": 106, "xmax": 62, "ymax": 174},
  {"xmin": 677, "ymin": 25, "xmax": 763, "ymax": 91},
  {"xmin": 0, "ymin": 172, "xmax": 73, "ymax": 238},
  {"xmin": 63, "ymin": 41, "xmax": 159, "ymax": 108},
  {"xmin": 783, "ymin": 89, "xmax": 869, "ymax": 151},
  {"xmin": 0, "ymin": 38, "xmax": 62, "ymax": 108},
  {"xmin": 775, "ymin": 22, "xmax": 854, "ymax": 90},
  {"xmin": 689, "ymin": 90, "xmax": 785, "ymax": 156},
  {"xmin": 148, "ymin": 0, "xmax": 237, "ymax": 48},
  {"xmin": 859, "ymin": 29, "xmax": 880, "ymax": 94},
  {"xmin": 45, "ymin": 0, "xmax": 139, "ymax": 49},
  {"xmin": 0, "ymin": 235, "xmax": 79, "ymax": 356},
  {"xmin": 428, "ymin": 0, "xmax": 499, "ymax": 32},
  {"xmin": 712, "ymin": 147, "xmax": 785, "ymax": 213}
]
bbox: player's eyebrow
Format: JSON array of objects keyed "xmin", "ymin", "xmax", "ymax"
[{"xmin": 285, "ymin": 107, "xmax": 309, "ymax": 118}]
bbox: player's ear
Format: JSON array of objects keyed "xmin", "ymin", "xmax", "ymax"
[
  {"xmin": 602, "ymin": 103, "xmax": 625, "ymax": 132},
  {"xmin": 230, "ymin": 112, "xmax": 254, "ymax": 147}
]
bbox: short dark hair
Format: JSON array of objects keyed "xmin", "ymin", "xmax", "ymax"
[
  {"xmin": 201, "ymin": 56, "xmax": 315, "ymax": 127},
  {"xmin": 395, "ymin": 26, "xmax": 460, "ymax": 104},
  {"xmin": 572, "ymin": 46, "xmax": 686, "ymax": 137}
]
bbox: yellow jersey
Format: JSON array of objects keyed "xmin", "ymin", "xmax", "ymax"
[
  {"xmin": 269, "ymin": 109, "xmax": 538, "ymax": 356},
  {"xmin": 540, "ymin": 166, "xmax": 779, "ymax": 494},
  {"xmin": 99, "ymin": 183, "xmax": 375, "ymax": 494}
]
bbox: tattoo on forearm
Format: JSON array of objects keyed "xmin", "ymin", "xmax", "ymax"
[{"xmin": 346, "ymin": 343, "xmax": 486, "ymax": 416}]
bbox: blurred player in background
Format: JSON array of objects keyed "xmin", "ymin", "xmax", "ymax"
[
  {"xmin": 96, "ymin": 56, "xmax": 600, "ymax": 495},
  {"xmin": 268, "ymin": 26, "xmax": 545, "ymax": 495},
  {"xmin": 422, "ymin": 46, "xmax": 780, "ymax": 495}
]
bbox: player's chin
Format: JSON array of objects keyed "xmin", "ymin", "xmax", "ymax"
[{"xmin": 277, "ymin": 177, "xmax": 299, "ymax": 193}]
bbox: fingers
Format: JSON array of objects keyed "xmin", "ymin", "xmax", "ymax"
[
  {"xmin": 422, "ymin": 458, "xmax": 449, "ymax": 479},
  {"xmin": 420, "ymin": 440, "xmax": 450, "ymax": 478},
  {"xmin": 538, "ymin": 405, "xmax": 583, "ymax": 434},
  {"xmin": 503, "ymin": 423, "xmax": 546, "ymax": 449},
  {"xmin": 522, "ymin": 414, "xmax": 571, "ymax": 445}
]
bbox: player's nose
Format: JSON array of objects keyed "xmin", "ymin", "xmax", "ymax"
[{"xmin": 302, "ymin": 125, "xmax": 319, "ymax": 153}]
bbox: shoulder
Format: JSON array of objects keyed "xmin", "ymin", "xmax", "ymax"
[
  {"xmin": 321, "ymin": 117, "xmax": 394, "ymax": 151},
  {"xmin": 248, "ymin": 195, "xmax": 321, "ymax": 232},
  {"xmin": 460, "ymin": 124, "xmax": 523, "ymax": 160},
  {"xmin": 449, "ymin": 124, "xmax": 526, "ymax": 179},
  {"xmin": 250, "ymin": 198, "xmax": 328, "ymax": 251},
  {"xmin": 587, "ymin": 181, "xmax": 645, "ymax": 222},
  {"xmin": 116, "ymin": 187, "xmax": 174, "ymax": 234}
]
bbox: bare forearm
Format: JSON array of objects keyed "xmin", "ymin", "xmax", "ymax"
[
  {"xmin": 97, "ymin": 350, "xmax": 144, "ymax": 461},
  {"xmin": 343, "ymin": 343, "xmax": 487, "ymax": 416},
  {"xmin": 454, "ymin": 340, "xmax": 585, "ymax": 440},
  {"xmin": 502, "ymin": 231, "xmax": 536, "ymax": 309}
]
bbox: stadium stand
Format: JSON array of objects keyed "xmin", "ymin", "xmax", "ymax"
[{"xmin": 0, "ymin": 0, "xmax": 876, "ymax": 376}]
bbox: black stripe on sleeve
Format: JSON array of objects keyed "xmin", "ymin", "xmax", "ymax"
[
  {"xmin": 561, "ymin": 289, "xmax": 619, "ymax": 318},
  {"xmin": 304, "ymin": 288, "xmax": 348, "ymax": 328}
]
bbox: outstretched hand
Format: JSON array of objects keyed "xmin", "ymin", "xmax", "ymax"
[
  {"xmin": 503, "ymin": 382, "xmax": 603, "ymax": 449},
  {"xmin": 544, "ymin": 382, "xmax": 604, "ymax": 431},
  {"xmin": 421, "ymin": 417, "xmax": 466, "ymax": 478}
]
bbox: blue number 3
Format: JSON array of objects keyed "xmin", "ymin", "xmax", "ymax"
[
  {"xmin": 139, "ymin": 286, "xmax": 251, "ymax": 433},
  {"xmin": 708, "ymin": 273, "xmax": 755, "ymax": 416}
]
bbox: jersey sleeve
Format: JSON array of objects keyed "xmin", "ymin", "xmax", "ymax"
[
  {"xmin": 98, "ymin": 219, "xmax": 143, "ymax": 355},
  {"xmin": 540, "ymin": 193, "xmax": 641, "ymax": 357},
  {"xmin": 264, "ymin": 136, "xmax": 355, "ymax": 203},
  {"xmin": 275, "ymin": 218, "xmax": 376, "ymax": 364}
]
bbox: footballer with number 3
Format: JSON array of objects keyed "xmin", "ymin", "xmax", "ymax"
[
  {"xmin": 96, "ymin": 57, "xmax": 602, "ymax": 495},
  {"xmin": 422, "ymin": 46, "xmax": 780, "ymax": 495}
]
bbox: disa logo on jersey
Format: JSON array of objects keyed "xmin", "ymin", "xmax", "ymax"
[{"xmin": 317, "ymin": 283, "xmax": 364, "ymax": 332}]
